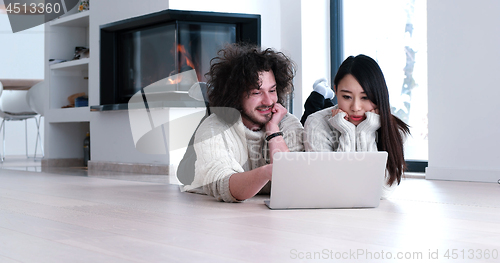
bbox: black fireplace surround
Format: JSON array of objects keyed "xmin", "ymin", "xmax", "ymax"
[{"xmin": 95, "ymin": 9, "xmax": 260, "ymax": 110}]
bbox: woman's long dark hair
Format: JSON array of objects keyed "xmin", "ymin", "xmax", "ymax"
[{"xmin": 334, "ymin": 55, "xmax": 410, "ymax": 186}]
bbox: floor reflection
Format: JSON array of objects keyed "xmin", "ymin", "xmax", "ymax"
[{"xmin": 0, "ymin": 156, "xmax": 176, "ymax": 185}]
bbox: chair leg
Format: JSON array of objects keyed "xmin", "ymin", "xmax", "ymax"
[
  {"xmin": 0, "ymin": 119, "xmax": 5, "ymax": 162},
  {"xmin": 34, "ymin": 116, "xmax": 44, "ymax": 158},
  {"xmin": 40, "ymin": 117, "xmax": 44, "ymax": 157},
  {"xmin": 33, "ymin": 118, "xmax": 38, "ymax": 158},
  {"xmin": 25, "ymin": 119, "xmax": 28, "ymax": 158}
]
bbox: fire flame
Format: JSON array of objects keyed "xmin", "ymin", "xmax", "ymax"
[
  {"xmin": 178, "ymin": 44, "xmax": 196, "ymax": 70},
  {"xmin": 167, "ymin": 44, "xmax": 202, "ymax": 82},
  {"xmin": 167, "ymin": 75, "xmax": 182, "ymax": 85}
]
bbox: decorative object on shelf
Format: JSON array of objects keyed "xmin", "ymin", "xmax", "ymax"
[
  {"xmin": 72, "ymin": 46, "xmax": 89, "ymax": 60},
  {"xmin": 63, "ymin": 92, "xmax": 86, "ymax": 108},
  {"xmin": 75, "ymin": 96, "xmax": 89, "ymax": 107},
  {"xmin": 83, "ymin": 132, "xmax": 90, "ymax": 166},
  {"xmin": 78, "ymin": 1, "xmax": 89, "ymax": 12}
]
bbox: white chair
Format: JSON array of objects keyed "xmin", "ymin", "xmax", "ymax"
[
  {"xmin": 27, "ymin": 81, "xmax": 45, "ymax": 158},
  {"xmin": 0, "ymin": 81, "xmax": 38, "ymax": 161}
]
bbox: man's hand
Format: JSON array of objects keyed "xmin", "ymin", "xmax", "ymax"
[
  {"xmin": 265, "ymin": 103, "xmax": 287, "ymax": 133},
  {"xmin": 229, "ymin": 164, "xmax": 273, "ymax": 201},
  {"xmin": 264, "ymin": 103, "xmax": 290, "ymax": 164}
]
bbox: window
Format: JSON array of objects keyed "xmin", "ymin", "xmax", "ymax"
[{"xmin": 334, "ymin": 0, "xmax": 428, "ymax": 168}]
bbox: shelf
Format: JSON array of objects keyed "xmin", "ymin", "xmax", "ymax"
[
  {"xmin": 50, "ymin": 58, "xmax": 89, "ymax": 70},
  {"xmin": 50, "ymin": 11, "xmax": 90, "ymax": 27},
  {"xmin": 46, "ymin": 107, "xmax": 91, "ymax": 123}
]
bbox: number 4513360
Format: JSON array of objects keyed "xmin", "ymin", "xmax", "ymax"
[
  {"xmin": 444, "ymin": 249, "xmax": 498, "ymax": 260},
  {"xmin": 6, "ymin": 3, "xmax": 62, "ymax": 14}
]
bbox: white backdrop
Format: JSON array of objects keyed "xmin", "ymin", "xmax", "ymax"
[{"xmin": 426, "ymin": 0, "xmax": 500, "ymax": 182}]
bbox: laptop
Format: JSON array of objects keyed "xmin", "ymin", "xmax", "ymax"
[{"xmin": 264, "ymin": 151, "xmax": 388, "ymax": 209}]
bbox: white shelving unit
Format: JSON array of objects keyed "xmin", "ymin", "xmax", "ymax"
[
  {"xmin": 50, "ymin": 11, "xmax": 89, "ymax": 27},
  {"xmin": 46, "ymin": 107, "xmax": 91, "ymax": 123},
  {"xmin": 50, "ymin": 58, "xmax": 89, "ymax": 70},
  {"xmin": 44, "ymin": 11, "xmax": 91, "ymax": 162}
]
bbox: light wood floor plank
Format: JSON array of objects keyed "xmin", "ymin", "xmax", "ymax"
[{"xmin": 1, "ymin": 166, "xmax": 499, "ymax": 262}]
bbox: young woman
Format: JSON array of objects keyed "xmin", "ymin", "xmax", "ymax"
[{"xmin": 302, "ymin": 55, "xmax": 410, "ymax": 197}]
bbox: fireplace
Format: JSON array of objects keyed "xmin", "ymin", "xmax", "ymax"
[{"xmin": 99, "ymin": 10, "xmax": 260, "ymax": 108}]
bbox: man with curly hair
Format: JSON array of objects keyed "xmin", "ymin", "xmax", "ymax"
[{"xmin": 182, "ymin": 43, "xmax": 304, "ymax": 202}]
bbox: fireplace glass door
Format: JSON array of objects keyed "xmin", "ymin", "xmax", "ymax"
[{"xmin": 117, "ymin": 22, "xmax": 236, "ymax": 104}]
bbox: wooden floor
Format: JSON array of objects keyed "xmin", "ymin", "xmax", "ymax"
[{"xmin": 0, "ymin": 158, "xmax": 499, "ymax": 262}]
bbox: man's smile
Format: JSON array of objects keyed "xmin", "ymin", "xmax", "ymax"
[{"xmin": 256, "ymin": 106, "xmax": 272, "ymax": 114}]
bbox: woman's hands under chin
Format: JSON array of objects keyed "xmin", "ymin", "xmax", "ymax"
[
  {"xmin": 332, "ymin": 108, "xmax": 380, "ymax": 121},
  {"xmin": 332, "ymin": 108, "xmax": 349, "ymax": 121}
]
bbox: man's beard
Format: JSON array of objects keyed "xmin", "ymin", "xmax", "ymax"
[{"xmin": 241, "ymin": 105, "xmax": 273, "ymax": 127}]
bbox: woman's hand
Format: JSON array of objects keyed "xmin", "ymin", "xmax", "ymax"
[
  {"xmin": 329, "ymin": 109, "xmax": 357, "ymax": 152},
  {"xmin": 356, "ymin": 110, "xmax": 381, "ymax": 152},
  {"xmin": 332, "ymin": 108, "xmax": 349, "ymax": 121}
]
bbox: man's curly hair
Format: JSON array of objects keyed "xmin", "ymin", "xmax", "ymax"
[{"xmin": 206, "ymin": 43, "xmax": 296, "ymax": 109}]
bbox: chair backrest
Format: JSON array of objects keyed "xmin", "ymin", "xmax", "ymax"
[
  {"xmin": 0, "ymin": 90, "xmax": 35, "ymax": 114},
  {"xmin": 0, "ymin": 81, "xmax": 3, "ymax": 98},
  {"xmin": 27, "ymin": 81, "xmax": 45, "ymax": 115}
]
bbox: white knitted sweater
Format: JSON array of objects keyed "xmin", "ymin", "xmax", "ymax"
[{"xmin": 183, "ymin": 112, "xmax": 304, "ymax": 202}]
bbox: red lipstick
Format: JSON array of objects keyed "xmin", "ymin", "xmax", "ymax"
[{"xmin": 350, "ymin": 115, "xmax": 364, "ymax": 122}]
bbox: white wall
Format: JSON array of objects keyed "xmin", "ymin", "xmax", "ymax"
[
  {"xmin": 426, "ymin": 0, "xmax": 500, "ymax": 182},
  {"xmin": 300, "ymin": 0, "xmax": 330, "ymax": 116},
  {"xmin": 0, "ymin": 13, "xmax": 45, "ymax": 157},
  {"xmin": 0, "ymin": 14, "xmax": 44, "ymax": 79},
  {"xmin": 279, "ymin": 0, "xmax": 330, "ymax": 117},
  {"xmin": 280, "ymin": 0, "xmax": 302, "ymax": 116}
]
